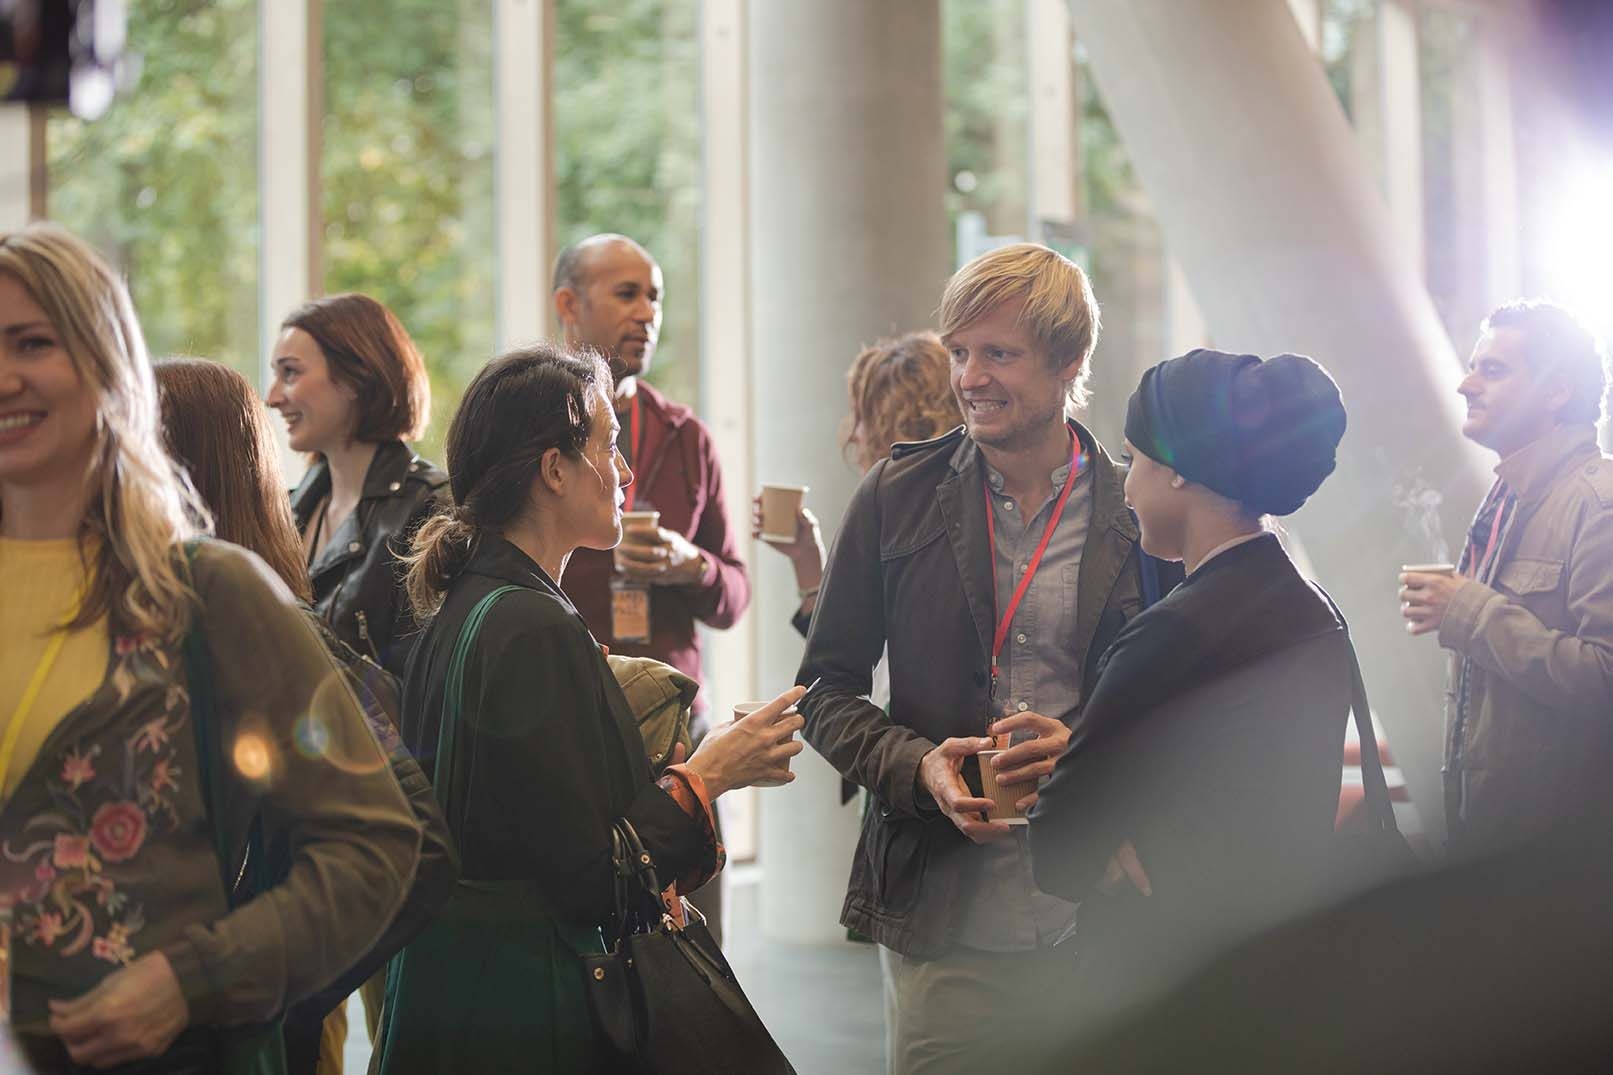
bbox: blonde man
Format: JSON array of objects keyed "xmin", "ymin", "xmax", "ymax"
[{"xmin": 797, "ymin": 243, "xmax": 1178, "ymax": 1072}]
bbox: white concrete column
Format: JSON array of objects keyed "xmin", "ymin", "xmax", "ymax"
[
  {"xmin": 1286, "ymin": 0, "xmax": 1323, "ymax": 53},
  {"xmin": 698, "ymin": 0, "xmax": 759, "ymax": 861},
  {"xmin": 494, "ymin": 0, "xmax": 554, "ymax": 349},
  {"xmin": 749, "ymin": 0, "xmax": 949, "ymax": 942},
  {"xmin": 1069, "ymin": 0, "xmax": 1492, "ymax": 847},
  {"xmin": 0, "ymin": 104, "xmax": 47, "ymax": 230},
  {"xmin": 1164, "ymin": 257, "xmax": 1208, "ymax": 356},
  {"xmin": 1377, "ymin": 0, "xmax": 1424, "ymax": 275},
  {"xmin": 259, "ymin": 0, "xmax": 321, "ymax": 483},
  {"xmin": 1028, "ymin": 0, "xmax": 1078, "ymax": 235},
  {"xmin": 1472, "ymin": 13, "xmax": 1521, "ymax": 307}
]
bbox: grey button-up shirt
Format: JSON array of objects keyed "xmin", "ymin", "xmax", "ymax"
[{"xmin": 954, "ymin": 453, "xmax": 1092, "ymax": 951}]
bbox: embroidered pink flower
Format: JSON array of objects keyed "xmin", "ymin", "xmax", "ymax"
[
  {"xmin": 33, "ymin": 911, "xmax": 65, "ymax": 946},
  {"xmin": 91, "ymin": 925, "xmax": 134, "ymax": 965},
  {"xmin": 132, "ymin": 717, "xmax": 172, "ymax": 755},
  {"xmin": 148, "ymin": 756, "xmax": 179, "ymax": 798},
  {"xmin": 53, "ymin": 835, "xmax": 91, "ymax": 870},
  {"xmin": 60, "ymin": 748, "xmax": 97, "ymax": 790},
  {"xmin": 34, "ymin": 861, "xmax": 56, "ymax": 884},
  {"xmin": 88, "ymin": 802, "xmax": 147, "ymax": 864}
]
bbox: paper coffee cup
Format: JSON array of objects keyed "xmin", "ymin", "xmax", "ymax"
[
  {"xmin": 732, "ymin": 701, "xmax": 795, "ymax": 788},
  {"xmin": 759, "ymin": 484, "xmax": 808, "ymax": 543},
  {"xmin": 1400, "ymin": 563, "xmax": 1456, "ymax": 576},
  {"xmin": 622, "ymin": 510, "xmax": 661, "ymax": 533},
  {"xmin": 977, "ymin": 750, "xmax": 1034, "ymax": 825},
  {"xmin": 615, "ymin": 511, "xmax": 662, "ymax": 571}
]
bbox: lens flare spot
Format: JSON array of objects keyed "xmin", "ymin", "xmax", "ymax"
[
  {"xmin": 294, "ymin": 716, "xmax": 332, "ymax": 759},
  {"xmin": 232, "ymin": 734, "xmax": 272, "ymax": 782}
]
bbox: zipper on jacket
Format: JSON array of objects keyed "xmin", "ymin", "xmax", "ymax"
[{"xmin": 355, "ymin": 609, "xmax": 381, "ymax": 663}]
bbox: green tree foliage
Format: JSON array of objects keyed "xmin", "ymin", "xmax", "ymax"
[
  {"xmin": 47, "ymin": 0, "xmax": 259, "ymax": 378},
  {"xmin": 321, "ymin": 0, "xmax": 496, "ymax": 459},
  {"xmin": 553, "ymin": 0, "xmax": 702, "ymax": 408}
]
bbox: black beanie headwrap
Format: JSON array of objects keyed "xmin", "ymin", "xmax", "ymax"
[{"xmin": 1124, "ymin": 349, "xmax": 1347, "ymax": 517}]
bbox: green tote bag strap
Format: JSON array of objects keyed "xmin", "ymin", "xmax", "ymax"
[{"xmin": 431, "ymin": 585, "xmax": 523, "ymax": 810}]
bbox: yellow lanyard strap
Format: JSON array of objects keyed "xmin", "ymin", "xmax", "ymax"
[{"xmin": 1, "ymin": 628, "xmax": 72, "ymax": 798}]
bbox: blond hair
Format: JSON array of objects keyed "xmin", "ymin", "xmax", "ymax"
[
  {"xmin": 841, "ymin": 331, "xmax": 962, "ymax": 472},
  {"xmin": 936, "ymin": 242, "xmax": 1101, "ymax": 408},
  {"xmin": 0, "ymin": 224, "xmax": 208, "ymax": 641}
]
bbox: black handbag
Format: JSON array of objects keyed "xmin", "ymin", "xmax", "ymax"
[{"xmin": 581, "ymin": 818, "xmax": 796, "ymax": 1075}]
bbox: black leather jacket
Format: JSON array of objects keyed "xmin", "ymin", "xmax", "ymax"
[{"xmin": 291, "ymin": 439, "xmax": 448, "ymax": 678}]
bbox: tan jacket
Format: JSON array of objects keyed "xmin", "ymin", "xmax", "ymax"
[
  {"xmin": 1441, "ymin": 425, "xmax": 1613, "ymax": 852},
  {"xmin": 0, "ymin": 541, "xmax": 420, "ymax": 1035}
]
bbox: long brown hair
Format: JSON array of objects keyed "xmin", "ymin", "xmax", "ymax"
[
  {"xmin": 155, "ymin": 359, "xmax": 313, "ymax": 604},
  {"xmin": 841, "ymin": 331, "xmax": 964, "ymax": 472},
  {"xmin": 0, "ymin": 224, "xmax": 207, "ymax": 642},
  {"xmin": 281, "ymin": 293, "xmax": 432, "ymax": 444}
]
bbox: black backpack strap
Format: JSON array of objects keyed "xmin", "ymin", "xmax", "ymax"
[{"xmin": 1310, "ymin": 582, "xmax": 1400, "ymax": 835}]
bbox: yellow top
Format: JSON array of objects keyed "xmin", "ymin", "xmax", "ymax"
[{"xmin": 0, "ymin": 536, "xmax": 109, "ymax": 797}]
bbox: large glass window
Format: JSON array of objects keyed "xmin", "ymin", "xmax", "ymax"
[
  {"xmin": 46, "ymin": 0, "xmax": 259, "ymax": 378},
  {"xmin": 943, "ymin": 0, "xmax": 1031, "ymax": 262},
  {"xmin": 553, "ymin": 0, "xmax": 703, "ymax": 408},
  {"xmin": 320, "ymin": 0, "xmax": 495, "ymax": 460}
]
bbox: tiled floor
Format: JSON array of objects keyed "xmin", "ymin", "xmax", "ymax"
[{"xmin": 341, "ymin": 866, "xmax": 886, "ymax": 1074}]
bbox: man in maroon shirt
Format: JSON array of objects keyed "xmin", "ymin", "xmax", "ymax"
[{"xmin": 553, "ymin": 233, "xmax": 751, "ymax": 938}]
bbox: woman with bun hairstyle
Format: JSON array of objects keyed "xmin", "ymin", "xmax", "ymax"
[
  {"xmin": 0, "ymin": 224, "xmax": 417, "ymax": 1073},
  {"xmin": 377, "ymin": 343, "xmax": 804, "ymax": 1071},
  {"xmin": 267, "ymin": 293, "xmax": 448, "ymax": 677},
  {"xmin": 1028, "ymin": 349, "xmax": 1358, "ymax": 1024},
  {"xmin": 155, "ymin": 357, "xmax": 455, "ymax": 1075}
]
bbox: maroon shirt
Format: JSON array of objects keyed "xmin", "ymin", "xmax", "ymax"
[{"xmin": 562, "ymin": 381, "xmax": 750, "ymax": 719}]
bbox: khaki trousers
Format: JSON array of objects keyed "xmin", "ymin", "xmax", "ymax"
[{"xmin": 879, "ymin": 942, "xmax": 1084, "ymax": 1075}]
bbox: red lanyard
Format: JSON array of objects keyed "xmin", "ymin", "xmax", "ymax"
[
  {"xmin": 622, "ymin": 394, "xmax": 643, "ymax": 511},
  {"xmin": 983, "ymin": 434, "xmax": 1083, "ymax": 692}
]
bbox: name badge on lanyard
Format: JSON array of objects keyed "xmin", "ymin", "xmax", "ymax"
[{"xmin": 983, "ymin": 434, "xmax": 1083, "ymax": 742}]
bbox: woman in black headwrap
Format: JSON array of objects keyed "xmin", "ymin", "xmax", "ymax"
[{"xmin": 1027, "ymin": 348, "xmax": 1354, "ymax": 1024}]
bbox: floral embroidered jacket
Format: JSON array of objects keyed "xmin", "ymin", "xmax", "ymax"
[{"xmin": 0, "ymin": 540, "xmax": 421, "ymax": 1035}]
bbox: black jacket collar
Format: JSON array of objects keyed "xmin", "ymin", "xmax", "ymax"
[
  {"xmin": 291, "ymin": 439, "xmax": 422, "ymax": 523},
  {"xmin": 463, "ymin": 533, "xmax": 565, "ymax": 598}
]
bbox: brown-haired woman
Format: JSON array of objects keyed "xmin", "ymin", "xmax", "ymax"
[
  {"xmin": 377, "ymin": 344, "xmax": 803, "ymax": 1072},
  {"xmin": 155, "ymin": 358, "xmax": 455, "ymax": 1075},
  {"xmin": 754, "ymin": 330, "xmax": 963, "ymax": 634},
  {"xmin": 0, "ymin": 224, "xmax": 418, "ymax": 1073},
  {"xmin": 266, "ymin": 293, "xmax": 447, "ymax": 677}
]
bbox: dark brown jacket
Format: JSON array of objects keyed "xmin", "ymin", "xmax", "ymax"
[{"xmin": 797, "ymin": 421, "xmax": 1171, "ymax": 957}]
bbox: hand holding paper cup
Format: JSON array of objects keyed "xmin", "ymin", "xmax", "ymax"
[
  {"xmin": 759, "ymin": 484, "xmax": 809, "ymax": 543},
  {"xmin": 1399, "ymin": 562, "xmax": 1461, "ymax": 637},
  {"xmin": 976, "ymin": 751, "xmax": 1036, "ymax": 825},
  {"xmin": 685, "ymin": 685, "xmax": 807, "ymax": 797}
]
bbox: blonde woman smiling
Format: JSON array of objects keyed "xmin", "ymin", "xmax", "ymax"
[{"xmin": 0, "ymin": 223, "xmax": 419, "ymax": 1074}]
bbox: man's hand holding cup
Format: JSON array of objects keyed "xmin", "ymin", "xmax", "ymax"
[{"xmin": 918, "ymin": 737, "xmax": 1012, "ymax": 844}]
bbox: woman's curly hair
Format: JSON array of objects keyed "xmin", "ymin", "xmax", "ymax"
[{"xmin": 841, "ymin": 331, "xmax": 964, "ymax": 473}]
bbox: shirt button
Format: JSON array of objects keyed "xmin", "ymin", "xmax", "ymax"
[
  {"xmin": 1003, "ymin": 501, "xmax": 1014, "ymax": 511},
  {"xmin": 1016, "ymin": 632, "xmax": 1027, "ymax": 644},
  {"xmin": 389, "ymin": 481, "xmax": 402, "ymax": 492},
  {"xmin": 348, "ymin": 541, "xmax": 362, "ymax": 553},
  {"xmin": 1017, "ymin": 701, "xmax": 1029, "ymax": 712}
]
